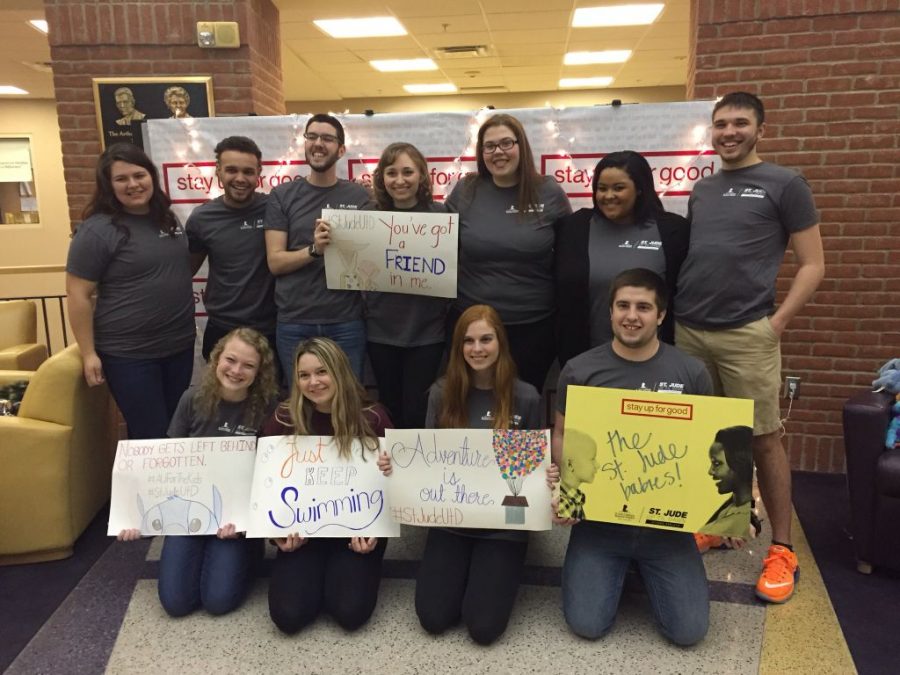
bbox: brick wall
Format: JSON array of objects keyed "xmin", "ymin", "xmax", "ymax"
[
  {"xmin": 689, "ymin": 0, "xmax": 900, "ymax": 472},
  {"xmin": 45, "ymin": 0, "xmax": 284, "ymax": 227}
]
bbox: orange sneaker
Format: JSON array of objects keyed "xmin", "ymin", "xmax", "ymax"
[
  {"xmin": 756, "ymin": 544, "xmax": 799, "ymax": 603},
  {"xmin": 694, "ymin": 532, "xmax": 724, "ymax": 553}
]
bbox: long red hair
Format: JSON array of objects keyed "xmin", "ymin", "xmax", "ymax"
[{"xmin": 440, "ymin": 305, "xmax": 517, "ymax": 429}]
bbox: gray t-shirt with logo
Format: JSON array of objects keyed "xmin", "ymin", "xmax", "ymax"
[
  {"xmin": 365, "ymin": 201, "xmax": 450, "ymax": 347},
  {"xmin": 447, "ymin": 175, "xmax": 572, "ymax": 325},
  {"xmin": 168, "ymin": 388, "xmax": 271, "ymax": 437},
  {"xmin": 556, "ymin": 342, "xmax": 712, "ymax": 414},
  {"xmin": 425, "ymin": 378, "xmax": 543, "ymax": 430},
  {"xmin": 186, "ymin": 193, "xmax": 276, "ymax": 332},
  {"xmin": 65, "ymin": 212, "xmax": 195, "ymax": 358},
  {"xmin": 264, "ymin": 178, "xmax": 370, "ymax": 323},
  {"xmin": 588, "ymin": 213, "xmax": 665, "ymax": 345},
  {"xmin": 676, "ymin": 162, "xmax": 819, "ymax": 328}
]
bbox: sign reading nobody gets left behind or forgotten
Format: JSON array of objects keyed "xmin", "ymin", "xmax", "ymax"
[
  {"xmin": 321, "ymin": 208, "xmax": 458, "ymax": 298},
  {"xmin": 562, "ymin": 387, "xmax": 754, "ymax": 538},
  {"xmin": 385, "ymin": 429, "xmax": 552, "ymax": 531},
  {"xmin": 108, "ymin": 437, "xmax": 257, "ymax": 536},
  {"xmin": 247, "ymin": 435, "xmax": 400, "ymax": 538}
]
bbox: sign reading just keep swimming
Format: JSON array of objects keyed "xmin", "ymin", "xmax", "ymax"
[
  {"xmin": 321, "ymin": 208, "xmax": 458, "ymax": 298},
  {"xmin": 246, "ymin": 435, "xmax": 400, "ymax": 538}
]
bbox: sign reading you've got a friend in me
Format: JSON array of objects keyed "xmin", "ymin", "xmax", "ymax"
[
  {"xmin": 562, "ymin": 387, "xmax": 754, "ymax": 538},
  {"xmin": 246, "ymin": 435, "xmax": 400, "ymax": 538},
  {"xmin": 108, "ymin": 437, "xmax": 257, "ymax": 536},
  {"xmin": 321, "ymin": 208, "xmax": 458, "ymax": 298},
  {"xmin": 385, "ymin": 429, "xmax": 552, "ymax": 531}
]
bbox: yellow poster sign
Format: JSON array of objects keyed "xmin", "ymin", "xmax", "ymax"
[{"xmin": 561, "ymin": 386, "xmax": 754, "ymax": 538}]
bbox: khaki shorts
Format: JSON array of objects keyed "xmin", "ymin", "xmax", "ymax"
[{"xmin": 675, "ymin": 318, "xmax": 782, "ymax": 435}]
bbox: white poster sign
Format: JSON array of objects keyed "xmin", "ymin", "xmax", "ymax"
[
  {"xmin": 0, "ymin": 138, "xmax": 33, "ymax": 182},
  {"xmin": 385, "ymin": 429, "xmax": 552, "ymax": 531},
  {"xmin": 321, "ymin": 208, "xmax": 458, "ymax": 298},
  {"xmin": 246, "ymin": 435, "xmax": 400, "ymax": 538},
  {"xmin": 107, "ymin": 437, "xmax": 257, "ymax": 536}
]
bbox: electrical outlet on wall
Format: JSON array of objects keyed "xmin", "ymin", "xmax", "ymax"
[{"xmin": 783, "ymin": 376, "xmax": 801, "ymax": 399}]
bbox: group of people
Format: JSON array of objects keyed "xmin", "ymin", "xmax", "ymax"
[{"xmin": 65, "ymin": 90, "xmax": 824, "ymax": 645}]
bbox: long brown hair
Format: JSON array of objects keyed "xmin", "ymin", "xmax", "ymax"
[
  {"xmin": 460, "ymin": 113, "xmax": 541, "ymax": 215},
  {"xmin": 439, "ymin": 305, "xmax": 517, "ymax": 430},
  {"xmin": 276, "ymin": 337, "xmax": 379, "ymax": 459},
  {"xmin": 196, "ymin": 327, "xmax": 278, "ymax": 428},
  {"xmin": 372, "ymin": 142, "xmax": 432, "ymax": 209}
]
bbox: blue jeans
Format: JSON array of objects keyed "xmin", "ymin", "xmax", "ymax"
[
  {"xmin": 276, "ymin": 319, "xmax": 366, "ymax": 385},
  {"xmin": 562, "ymin": 521, "xmax": 709, "ymax": 646},
  {"xmin": 158, "ymin": 535, "xmax": 261, "ymax": 617},
  {"xmin": 99, "ymin": 347, "xmax": 194, "ymax": 440}
]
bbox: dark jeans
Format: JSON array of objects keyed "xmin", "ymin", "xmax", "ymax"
[
  {"xmin": 446, "ymin": 307, "xmax": 556, "ymax": 393},
  {"xmin": 268, "ymin": 537, "xmax": 387, "ymax": 634},
  {"xmin": 276, "ymin": 319, "xmax": 367, "ymax": 387},
  {"xmin": 415, "ymin": 528, "xmax": 528, "ymax": 645},
  {"xmin": 158, "ymin": 535, "xmax": 262, "ymax": 617},
  {"xmin": 99, "ymin": 346, "xmax": 194, "ymax": 439},
  {"xmin": 201, "ymin": 320, "xmax": 280, "ymax": 382},
  {"xmin": 367, "ymin": 341, "xmax": 444, "ymax": 428}
]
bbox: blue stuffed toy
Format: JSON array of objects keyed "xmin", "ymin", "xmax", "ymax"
[
  {"xmin": 873, "ymin": 359, "xmax": 900, "ymax": 394},
  {"xmin": 887, "ymin": 396, "xmax": 900, "ymax": 451}
]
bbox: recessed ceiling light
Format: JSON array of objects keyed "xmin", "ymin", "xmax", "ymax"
[
  {"xmin": 559, "ymin": 77, "xmax": 614, "ymax": 89},
  {"xmin": 0, "ymin": 86, "xmax": 29, "ymax": 95},
  {"xmin": 403, "ymin": 83, "xmax": 457, "ymax": 94},
  {"xmin": 314, "ymin": 17, "xmax": 406, "ymax": 39},
  {"xmin": 28, "ymin": 19, "xmax": 49, "ymax": 34},
  {"xmin": 564, "ymin": 50, "xmax": 632, "ymax": 65},
  {"xmin": 370, "ymin": 58, "xmax": 437, "ymax": 72},
  {"xmin": 573, "ymin": 4, "xmax": 664, "ymax": 27}
]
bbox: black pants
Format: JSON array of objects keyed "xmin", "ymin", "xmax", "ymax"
[
  {"xmin": 201, "ymin": 321, "xmax": 280, "ymax": 380},
  {"xmin": 446, "ymin": 308, "xmax": 556, "ymax": 394},
  {"xmin": 268, "ymin": 537, "xmax": 387, "ymax": 634},
  {"xmin": 367, "ymin": 341, "xmax": 445, "ymax": 428},
  {"xmin": 415, "ymin": 528, "xmax": 528, "ymax": 645}
]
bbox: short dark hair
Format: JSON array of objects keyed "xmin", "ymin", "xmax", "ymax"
[
  {"xmin": 713, "ymin": 92, "xmax": 765, "ymax": 125},
  {"xmin": 591, "ymin": 150, "xmax": 664, "ymax": 223},
  {"xmin": 214, "ymin": 136, "xmax": 261, "ymax": 162},
  {"xmin": 305, "ymin": 113, "xmax": 345, "ymax": 145},
  {"xmin": 714, "ymin": 426, "xmax": 754, "ymax": 485},
  {"xmin": 608, "ymin": 268, "xmax": 668, "ymax": 313}
]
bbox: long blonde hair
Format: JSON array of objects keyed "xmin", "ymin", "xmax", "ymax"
[
  {"xmin": 196, "ymin": 327, "xmax": 278, "ymax": 428},
  {"xmin": 439, "ymin": 305, "xmax": 517, "ymax": 430},
  {"xmin": 276, "ymin": 337, "xmax": 379, "ymax": 459}
]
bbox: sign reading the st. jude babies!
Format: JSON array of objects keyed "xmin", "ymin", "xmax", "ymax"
[
  {"xmin": 385, "ymin": 429, "xmax": 552, "ymax": 531},
  {"xmin": 108, "ymin": 437, "xmax": 256, "ymax": 536},
  {"xmin": 561, "ymin": 387, "xmax": 754, "ymax": 538},
  {"xmin": 246, "ymin": 435, "xmax": 400, "ymax": 538},
  {"xmin": 321, "ymin": 208, "xmax": 458, "ymax": 298}
]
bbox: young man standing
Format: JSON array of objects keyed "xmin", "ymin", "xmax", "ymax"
[
  {"xmin": 186, "ymin": 135, "xmax": 276, "ymax": 361},
  {"xmin": 264, "ymin": 114, "xmax": 370, "ymax": 381},
  {"xmin": 675, "ymin": 92, "xmax": 825, "ymax": 603},
  {"xmin": 553, "ymin": 268, "xmax": 713, "ymax": 645}
]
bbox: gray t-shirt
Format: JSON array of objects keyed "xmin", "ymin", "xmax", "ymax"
[
  {"xmin": 588, "ymin": 213, "xmax": 665, "ymax": 346},
  {"xmin": 556, "ymin": 342, "xmax": 712, "ymax": 414},
  {"xmin": 447, "ymin": 175, "xmax": 572, "ymax": 325},
  {"xmin": 168, "ymin": 388, "xmax": 270, "ymax": 437},
  {"xmin": 66, "ymin": 213, "xmax": 195, "ymax": 358},
  {"xmin": 186, "ymin": 193, "xmax": 276, "ymax": 332},
  {"xmin": 264, "ymin": 178, "xmax": 370, "ymax": 323},
  {"xmin": 676, "ymin": 162, "xmax": 819, "ymax": 328},
  {"xmin": 365, "ymin": 201, "xmax": 449, "ymax": 346},
  {"xmin": 425, "ymin": 378, "xmax": 543, "ymax": 430}
]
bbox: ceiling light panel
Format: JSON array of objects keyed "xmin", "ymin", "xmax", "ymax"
[
  {"xmin": 28, "ymin": 19, "xmax": 49, "ymax": 34},
  {"xmin": 564, "ymin": 50, "xmax": 632, "ymax": 65},
  {"xmin": 0, "ymin": 86, "xmax": 29, "ymax": 95},
  {"xmin": 370, "ymin": 58, "xmax": 437, "ymax": 72},
  {"xmin": 559, "ymin": 76, "xmax": 614, "ymax": 88},
  {"xmin": 403, "ymin": 83, "xmax": 457, "ymax": 94},
  {"xmin": 313, "ymin": 17, "xmax": 407, "ymax": 39},
  {"xmin": 573, "ymin": 4, "xmax": 664, "ymax": 28}
]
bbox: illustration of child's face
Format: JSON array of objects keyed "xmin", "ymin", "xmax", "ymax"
[{"xmin": 562, "ymin": 431, "xmax": 600, "ymax": 486}]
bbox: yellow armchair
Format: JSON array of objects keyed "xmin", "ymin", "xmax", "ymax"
[
  {"xmin": 0, "ymin": 344, "xmax": 118, "ymax": 565},
  {"xmin": 0, "ymin": 300, "xmax": 49, "ymax": 371}
]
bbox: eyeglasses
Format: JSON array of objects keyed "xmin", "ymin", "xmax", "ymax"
[
  {"xmin": 482, "ymin": 138, "xmax": 518, "ymax": 154},
  {"xmin": 303, "ymin": 132, "xmax": 340, "ymax": 144}
]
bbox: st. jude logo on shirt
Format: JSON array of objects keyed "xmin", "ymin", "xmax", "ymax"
[
  {"xmin": 505, "ymin": 202, "xmax": 545, "ymax": 215},
  {"xmin": 240, "ymin": 217, "xmax": 264, "ymax": 230}
]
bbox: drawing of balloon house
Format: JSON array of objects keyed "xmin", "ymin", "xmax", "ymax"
[{"xmin": 493, "ymin": 430, "xmax": 547, "ymax": 525}]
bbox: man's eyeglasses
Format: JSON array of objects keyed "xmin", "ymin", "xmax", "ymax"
[
  {"xmin": 303, "ymin": 132, "xmax": 340, "ymax": 144},
  {"xmin": 482, "ymin": 138, "xmax": 518, "ymax": 154}
]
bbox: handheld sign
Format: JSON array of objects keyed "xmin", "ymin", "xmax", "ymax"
[
  {"xmin": 385, "ymin": 429, "xmax": 552, "ymax": 531},
  {"xmin": 246, "ymin": 435, "xmax": 400, "ymax": 538},
  {"xmin": 561, "ymin": 387, "xmax": 754, "ymax": 537},
  {"xmin": 321, "ymin": 208, "xmax": 458, "ymax": 298},
  {"xmin": 108, "ymin": 437, "xmax": 257, "ymax": 536}
]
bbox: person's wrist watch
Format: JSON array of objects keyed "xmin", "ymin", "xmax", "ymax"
[{"xmin": 308, "ymin": 242, "xmax": 322, "ymax": 258}]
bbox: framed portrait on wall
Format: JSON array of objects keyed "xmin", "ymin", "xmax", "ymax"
[{"xmin": 92, "ymin": 76, "xmax": 215, "ymax": 149}]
